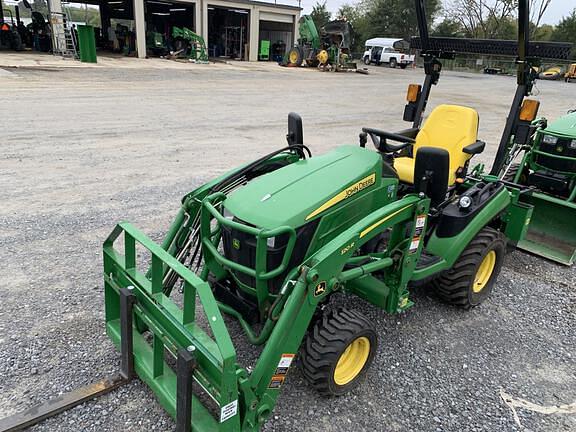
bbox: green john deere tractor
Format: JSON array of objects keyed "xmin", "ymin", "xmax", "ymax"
[
  {"xmin": 286, "ymin": 15, "xmax": 356, "ymax": 71},
  {"xmin": 171, "ymin": 26, "xmax": 208, "ymax": 63},
  {"xmin": 102, "ymin": 1, "xmax": 571, "ymax": 431},
  {"xmin": 500, "ymin": 110, "xmax": 576, "ymax": 264}
]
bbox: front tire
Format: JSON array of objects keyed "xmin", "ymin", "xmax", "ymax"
[
  {"xmin": 301, "ymin": 308, "xmax": 377, "ymax": 396},
  {"xmin": 433, "ymin": 227, "xmax": 505, "ymax": 309},
  {"xmin": 363, "ymin": 56, "xmax": 370, "ymax": 65},
  {"xmin": 502, "ymin": 162, "xmax": 528, "ymax": 184}
]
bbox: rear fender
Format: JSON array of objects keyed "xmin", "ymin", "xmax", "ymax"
[{"xmin": 416, "ymin": 187, "xmax": 511, "ymax": 278}]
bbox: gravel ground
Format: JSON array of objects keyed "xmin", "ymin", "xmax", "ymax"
[{"xmin": 1, "ymin": 58, "xmax": 575, "ymax": 432}]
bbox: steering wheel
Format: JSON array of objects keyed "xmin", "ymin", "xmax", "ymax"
[{"xmin": 362, "ymin": 127, "xmax": 415, "ymax": 153}]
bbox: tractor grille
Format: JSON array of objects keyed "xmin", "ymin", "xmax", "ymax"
[
  {"xmin": 536, "ymin": 136, "xmax": 576, "ymax": 172},
  {"xmin": 221, "ymin": 218, "xmax": 319, "ymax": 294}
]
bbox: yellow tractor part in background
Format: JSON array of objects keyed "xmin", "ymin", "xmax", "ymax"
[
  {"xmin": 565, "ymin": 64, "xmax": 576, "ymax": 82},
  {"xmin": 316, "ymin": 49, "xmax": 329, "ymax": 65}
]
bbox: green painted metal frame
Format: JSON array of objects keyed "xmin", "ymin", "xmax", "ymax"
[
  {"xmin": 103, "ymin": 192, "xmax": 432, "ymax": 431},
  {"xmin": 104, "ymin": 223, "xmax": 239, "ymax": 432},
  {"xmin": 506, "ymin": 127, "xmax": 576, "ymax": 264},
  {"xmin": 201, "ymin": 192, "xmax": 297, "ymax": 314}
]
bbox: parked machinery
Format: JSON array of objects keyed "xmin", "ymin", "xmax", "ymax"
[
  {"xmin": 286, "ymin": 16, "xmax": 356, "ymax": 71},
  {"xmin": 0, "ymin": 0, "xmax": 23, "ymax": 51},
  {"xmin": 565, "ymin": 63, "xmax": 576, "ymax": 82},
  {"xmin": 171, "ymin": 26, "xmax": 208, "ymax": 63},
  {"xmin": 500, "ymin": 110, "xmax": 576, "ymax": 264}
]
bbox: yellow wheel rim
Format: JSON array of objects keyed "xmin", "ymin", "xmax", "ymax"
[
  {"xmin": 317, "ymin": 50, "xmax": 329, "ymax": 65},
  {"xmin": 473, "ymin": 250, "xmax": 496, "ymax": 293},
  {"xmin": 334, "ymin": 337, "xmax": 370, "ymax": 386},
  {"xmin": 289, "ymin": 50, "xmax": 299, "ymax": 64}
]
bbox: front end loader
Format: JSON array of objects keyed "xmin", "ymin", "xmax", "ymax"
[
  {"xmin": 104, "ymin": 119, "xmax": 530, "ymax": 431},
  {"xmin": 478, "ymin": 2, "xmax": 575, "ymax": 265},
  {"xmin": 102, "ymin": 1, "xmax": 569, "ymax": 431},
  {"xmin": 171, "ymin": 27, "xmax": 209, "ymax": 63},
  {"xmin": 501, "ymin": 111, "xmax": 576, "ymax": 265}
]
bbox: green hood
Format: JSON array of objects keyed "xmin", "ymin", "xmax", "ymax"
[
  {"xmin": 543, "ymin": 112, "xmax": 576, "ymax": 137},
  {"xmin": 224, "ymin": 146, "xmax": 382, "ymax": 229}
]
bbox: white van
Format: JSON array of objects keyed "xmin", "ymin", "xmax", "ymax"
[{"xmin": 363, "ymin": 38, "xmax": 414, "ymax": 69}]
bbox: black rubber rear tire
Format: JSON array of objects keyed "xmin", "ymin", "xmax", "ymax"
[
  {"xmin": 300, "ymin": 308, "xmax": 377, "ymax": 396},
  {"xmin": 389, "ymin": 58, "xmax": 397, "ymax": 68},
  {"xmin": 433, "ymin": 227, "xmax": 506, "ymax": 309},
  {"xmin": 11, "ymin": 31, "xmax": 23, "ymax": 51}
]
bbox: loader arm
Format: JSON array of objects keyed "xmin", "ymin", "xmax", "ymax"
[{"xmin": 103, "ymin": 193, "xmax": 430, "ymax": 431}]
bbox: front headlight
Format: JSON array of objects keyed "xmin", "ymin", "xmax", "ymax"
[
  {"xmin": 459, "ymin": 196, "xmax": 472, "ymax": 209},
  {"xmin": 542, "ymin": 134, "xmax": 558, "ymax": 145}
]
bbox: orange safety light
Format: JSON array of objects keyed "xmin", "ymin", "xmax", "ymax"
[
  {"xmin": 519, "ymin": 99, "xmax": 540, "ymax": 122},
  {"xmin": 1, "ymin": 24, "xmax": 10, "ymax": 31},
  {"xmin": 406, "ymin": 84, "xmax": 421, "ymax": 103}
]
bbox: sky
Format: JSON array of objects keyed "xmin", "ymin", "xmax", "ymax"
[{"xmin": 297, "ymin": 0, "xmax": 576, "ymax": 25}]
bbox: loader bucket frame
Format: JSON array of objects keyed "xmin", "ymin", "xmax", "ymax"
[
  {"xmin": 517, "ymin": 192, "xmax": 576, "ymax": 265},
  {"xmin": 104, "ymin": 223, "xmax": 240, "ymax": 431},
  {"xmin": 510, "ymin": 132, "xmax": 576, "ymax": 265},
  {"xmin": 103, "ymin": 192, "xmax": 430, "ymax": 431}
]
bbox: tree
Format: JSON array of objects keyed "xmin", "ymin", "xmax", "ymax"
[
  {"xmin": 445, "ymin": 0, "xmax": 517, "ymax": 39},
  {"xmin": 552, "ymin": 9, "xmax": 576, "ymax": 42},
  {"xmin": 530, "ymin": 0, "xmax": 552, "ymax": 35},
  {"xmin": 432, "ymin": 19, "xmax": 465, "ymax": 37},
  {"xmin": 365, "ymin": 0, "xmax": 441, "ymax": 40},
  {"xmin": 551, "ymin": 9, "xmax": 576, "ymax": 58},
  {"xmin": 338, "ymin": 2, "xmax": 370, "ymax": 51},
  {"xmin": 532, "ymin": 23, "xmax": 554, "ymax": 41},
  {"xmin": 310, "ymin": 1, "xmax": 331, "ymax": 32},
  {"xmin": 31, "ymin": 0, "xmax": 48, "ymax": 16}
]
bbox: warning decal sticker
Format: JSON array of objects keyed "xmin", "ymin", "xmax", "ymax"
[
  {"xmin": 409, "ymin": 237, "xmax": 421, "ymax": 254},
  {"xmin": 268, "ymin": 353, "xmax": 295, "ymax": 389},
  {"xmin": 220, "ymin": 399, "xmax": 238, "ymax": 423},
  {"xmin": 416, "ymin": 214, "xmax": 426, "ymax": 229}
]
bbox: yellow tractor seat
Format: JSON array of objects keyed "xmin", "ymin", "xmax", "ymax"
[{"xmin": 394, "ymin": 104, "xmax": 483, "ymax": 185}]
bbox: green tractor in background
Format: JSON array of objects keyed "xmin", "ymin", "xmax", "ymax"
[
  {"xmin": 286, "ymin": 15, "xmax": 356, "ymax": 71},
  {"xmin": 147, "ymin": 30, "xmax": 168, "ymax": 57},
  {"xmin": 171, "ymin": 26, "xmax": 208, "ymax": 63},
  {"xmin": 101, "ymin": 1, "xmax": 571, "ymax": 431},
  {"xmin": 500, "ymin": 109, "xmax": 576, "ymax": 264}
]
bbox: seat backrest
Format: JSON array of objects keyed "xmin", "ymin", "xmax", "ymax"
[
  {"xmin": 414, "ymin": 104, "xmax": 479, "ymax": 174},
  {"xmin": 414, "ymin": 147, "xmax": 449, "ymax": 207}
]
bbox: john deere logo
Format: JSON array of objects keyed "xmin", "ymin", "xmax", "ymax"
[
  {"xmin": 314, "ymin": 281, "xmax": 326, "ymax": 297},
  {"xmin": 232, "ymin": 239, "xmax": 241, "ymax": 250}
]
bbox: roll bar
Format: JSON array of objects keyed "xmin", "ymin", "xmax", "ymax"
[{"xmin": 410, "ymin": 0, "xmax": 573, "ymax": 176}]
